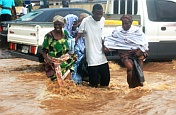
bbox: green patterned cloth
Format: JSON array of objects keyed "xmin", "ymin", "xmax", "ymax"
[{"xmin": 42, "ymin": 30, "xmax": 74, "ymax": 81}]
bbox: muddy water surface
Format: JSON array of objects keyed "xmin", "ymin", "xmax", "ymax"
[{"xmin": 0, "ymin": 51, "xmax": 176, "ymax": 115}]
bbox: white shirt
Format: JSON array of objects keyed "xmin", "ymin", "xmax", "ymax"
[
  {"xmin": 78, "ymin": 16, "xmax": 108, "ymax": 66},
  {"xmin": 21, "ymin": 6, "xmax": 28, "ymax": 14}
]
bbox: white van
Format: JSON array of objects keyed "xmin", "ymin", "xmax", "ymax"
[{"xmin": 104, "ymin": 0, "xmax": 176, "ymax": 60}]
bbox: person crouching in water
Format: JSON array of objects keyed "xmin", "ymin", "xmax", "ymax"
[
  {"xmin": 104, "ymin": 15, "xmax": 148, "ymax": 88},
  {"xmin": 42, "ymin": 15, "xmax": 74, "ymax": 86}
]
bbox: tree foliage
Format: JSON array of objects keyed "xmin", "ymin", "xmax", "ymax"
[{"xmin": 14, "ymin": 0, "xmax": 23, "ymax": 6}]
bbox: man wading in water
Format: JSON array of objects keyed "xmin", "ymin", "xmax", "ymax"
[{"xmin": 76, "ymin": 4, "xmax": 110, "ymax": 88}]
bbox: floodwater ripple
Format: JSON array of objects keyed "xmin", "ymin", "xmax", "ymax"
[{"xmin": 0, "ymin": 58, "xmax": 176, "ymax": 115}]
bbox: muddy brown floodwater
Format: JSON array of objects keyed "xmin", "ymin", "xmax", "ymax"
[{"xmin": 0, "ymin": 50, "xmax": 176, "ymax": 115}]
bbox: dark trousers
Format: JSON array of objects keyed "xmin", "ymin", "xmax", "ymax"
[
  {"xmin": 1, "ymin": 14, "xmax": 12, "ymax": 21},
  {"xmin": 88, "ymin": 63, "xmax": 110, "ymax": 87}
]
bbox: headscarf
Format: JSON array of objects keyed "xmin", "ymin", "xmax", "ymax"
[
  {"xmin": 64, "ymin": 14, "xmax": 78, "ymax": 37},
  {"xmin": 53, "ymin": 15, "xmax": 66, "ymax": 24},
  {"xmin": 120, "ymin": 14, "xmax": 133, "ymax": 23}
]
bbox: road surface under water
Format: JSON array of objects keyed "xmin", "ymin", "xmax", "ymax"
[{"xmin": 0, "ymin": 49, "xmax": 176, "ymax": 115}]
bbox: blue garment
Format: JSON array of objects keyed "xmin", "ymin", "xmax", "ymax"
[
  {"xmin": 72, "ymin": 37, "xmax": 86, "ymax": 84},
  {"xmin": 76, "ymin": 37, "xmax": 85, "ymax": 54},
  {"xmin": 64, "ymin": 14, "xmax": 86, "ymax": 84},
  {"xmin": 0, "ymin": 0, "xmax": 15, "ymax": 15},
  {"xmin": 75, "ymin": 37, "xmax": 85, "ymax": 67},
  {"xmin": 72, "ymin": 64, "xmax": 82, "ymax": 84},
  {"xmin": 64, "ymin": 14, "xmax": 78, "ymax": 37},
  {"xmin": 64, "ymin": 14, "xmax": 78, "ymax": 55}
]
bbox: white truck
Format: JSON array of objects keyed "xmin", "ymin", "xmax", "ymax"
[
  {"xmin": 7, "ymin": 0, "xmax": 176, "ymax": 62},
  {"xmin": 7, "ymin": 22, "xmax": 54, "ymax": 62}
]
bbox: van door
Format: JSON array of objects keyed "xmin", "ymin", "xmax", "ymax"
[{"xmin": 146, "ymin": 0, "xmax": 176, "ymax": 59}]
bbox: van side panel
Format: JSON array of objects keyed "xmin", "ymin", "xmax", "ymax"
[{"xmin": 145, "ymin": 0, "xmax": 176, "ymax": 59}]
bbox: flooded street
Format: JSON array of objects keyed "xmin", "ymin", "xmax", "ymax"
[{"xmin": 0, "ymin": 49, "xmax": 176, "ymax": 115}]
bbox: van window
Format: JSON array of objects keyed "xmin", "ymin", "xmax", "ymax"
[
  {"xmin": 114, "ymin": 0, "xmax": 138, "ymax": 15},
  {"xmin": 147, "ymin": 0, "xmax": 176, "ymax": 21}
]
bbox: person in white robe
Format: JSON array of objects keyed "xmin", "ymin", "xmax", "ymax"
[{"xmin": 104, "ymin": 14, "xmax": 148, "ymax": 88}]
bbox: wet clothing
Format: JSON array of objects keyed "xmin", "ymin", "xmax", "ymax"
[
  {"xmin": 88, "ymin": 63, "xmax": 110, "ymax": 87},
  {"xmin": 118, "ymin": 50, "xmax": 146, "ymax": 63},
  {"xmin": 118, "ymin": 49, "xmax": 146, "ymax": 88},
  {"xmin": 42, "ymin": 31, "xmax": 74, "ymax": 81},
  {"xmin": 72, "ymin": 37, "xmax": 86, "ymax": 84},
  {"xmin": 64, "ymin": 14, "xmax": 89, "ymax": 84}
]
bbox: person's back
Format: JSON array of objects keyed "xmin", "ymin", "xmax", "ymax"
[{"xmin": 0, "ymin": 0, "xmax": 16, "ymax": 21}]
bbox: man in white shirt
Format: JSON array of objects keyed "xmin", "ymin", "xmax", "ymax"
[
  {"xmin": 76, "ymin": 4, "xmax": 110, "ymax": 87},
  {"xmin": 20, "ymin": 3, "xmax": 28, "ymax": 15}
]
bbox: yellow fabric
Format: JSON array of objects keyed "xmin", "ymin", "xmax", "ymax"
[{"xmin": 105, "ymin": 20, "xmax": 139, "ymax": 26}]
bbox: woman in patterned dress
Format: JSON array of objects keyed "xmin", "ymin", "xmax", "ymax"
[{"xmin": 42, "ymin": 15, "xmax": 74, "ymax": 86}]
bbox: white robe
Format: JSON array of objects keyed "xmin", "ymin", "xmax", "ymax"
[{"xmin": 104, "ymin": 25, "xmax": 149, "ymax": 52}]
